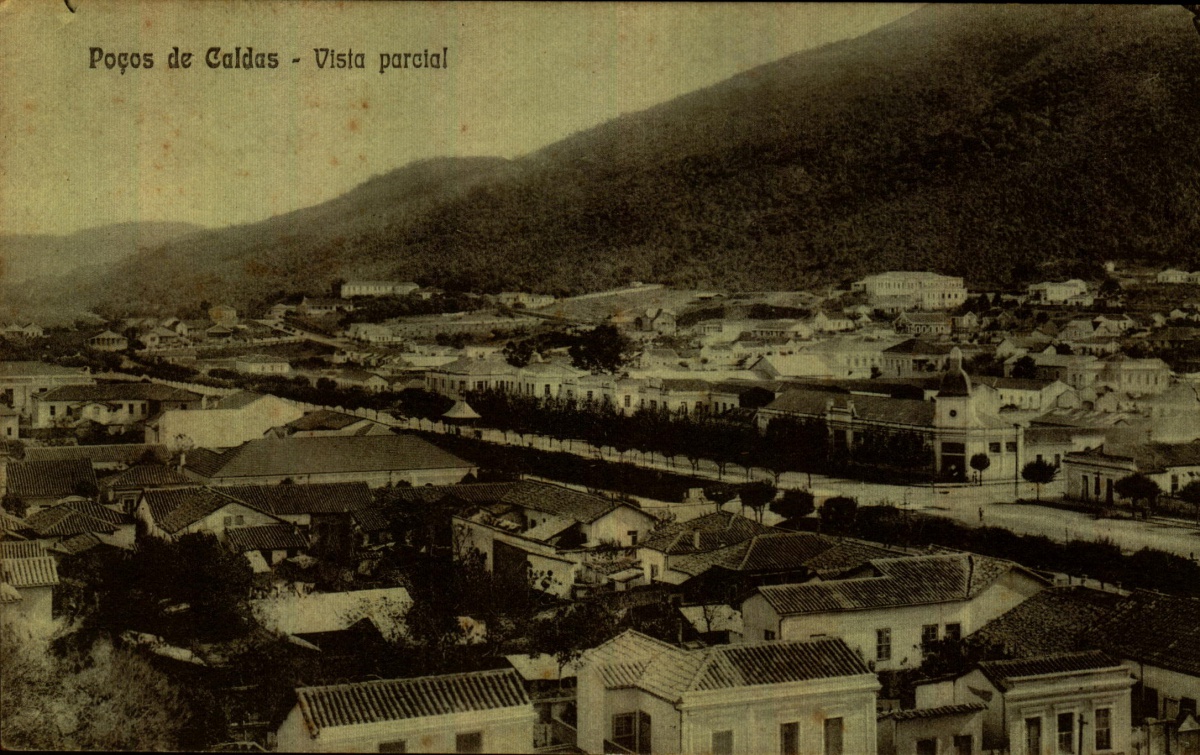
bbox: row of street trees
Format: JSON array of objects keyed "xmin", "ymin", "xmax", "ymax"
[{"xmin": 463, "ymin": 389, "xmax": 942, "ymax": 483}]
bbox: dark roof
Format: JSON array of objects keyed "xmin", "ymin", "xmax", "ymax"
[
  {"xmin": 352, "ymin": 507, "xmax": 391, "ymax": 532},
  {"xmin": 882, "ymin": 339, "xmax": 956, "ymax": 356},
  {"xmin": 1087, "ymin": 591, "xmax": 1200, "ymax": 677},
  {"xmin": 216, "ymin": 482, "xmax": 374, "ymax": 516},
  {"xmin": 763, "ymin": 389, "xmax": 935, "ymax": 427},
  {"xmin": 187, "ymin": 435, "xmax": 473, "ymax": 480},
  {"xmin": 285, "ymin": 410, "xmax": 368, "ymax": 432},
  {"xmin": 390, "ymin": 480, "xmax": 626, "ymax": 524},
  {"xmin": 152, "ymin": 484, "xmax": 270, "ymax": 532},
  {"xmin": 37, "ymin": 383, "xmax": 201, "ymax": 403},
  {"xmin": 225, "ymin": 524, "xmax": 309, "ymax": 553},
  {"xmin": 6, "ymin": 459, "xmax": 97, "ymax": 500},
  {"xmin": 58, "ymin": 499, "xmax": 131, "ymax": 526},
  {"xmin": 23, "ymin": 443, "xmax": 167, "ymax": 465},
  {"xmin": 755, "ymin": 553, "xmax": 1029, "ymax": 616},
  {"xmin": 101, "ymin": 463, "xmax": 194, "ymax": 490},
  {"xmin": 53, "ymin": 532, "xmax": 106, "ymax": 556},
  {"xmin": 1066, "ymin": 442, "xmax": 1200, "ymax": 473},
  {"xmin": 641, "ymin": 512, "xmax": 773, "ymax": 555},
  {"xmin": 26, "ymin": 503, "xmax": 120, "ymax": 538},
  {"xmin": 972, "ymin": 587, "xmax": 1125, "ymax": 658},
  {"xmin": 880, "ymin": 703, "xmax": 987, "ymax": 722},
  {"xmin": 802, "ymin": 540, "xmax": 911, "ymax": 577},
  {"xmin": 978, "ymin": 651, "xmax": 1123, "ymax": 690},
  {"xmin": 584, "ymin": 631, "xmax": 871, "ymax": 701},
  {"xmin": 294, "ymin": 668, "xmax": 530, "ymax": 735}
]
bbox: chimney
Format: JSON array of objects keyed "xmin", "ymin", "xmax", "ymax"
[
  {"xmin": 693, "ymin": 530, "xmax": 702, "ymax": 550},
  {"xmin": 178, "ymin": 451, "xmax": 186, "ymax": 473},
  {"xmin": 966, "ymin": 555, "xmax": 975, "ymax": 597}
]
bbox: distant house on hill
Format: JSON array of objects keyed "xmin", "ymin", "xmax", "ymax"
[
  {"xmin": 87, "ymin": 330, "xmax": 129, "ymax": 352},
  {"xmin": 340, "ymin": 280, "xmax": 420, "ymax": 298}
]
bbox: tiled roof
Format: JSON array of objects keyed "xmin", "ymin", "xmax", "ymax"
[
  {"xmin": 1087, "ymin": 590, "xmax": 1200, "ymax": 677},
  {"xmin": 141, "ymin": 487, "xmax": 209, "ymax": 524},
  {"xmin": 37, "ymin": 383, "xmax": 201, "ymax": 403},
  {"xmin": 802, "ymin": 540, "xmax": 910, "ymax": 577},
  {"xmin": 187, "ymin": 435, "xmax": 473, "ymax": 480},
  {"xmin": 216, "ymin": 482, "xmax": 374, "ymax": 515},
  {"xmin": 0, "ymin": 540, "xmax": 45, "ymax": 559},
  {"xmin": 641, "ymin": 512, "xmax": 773, "ymax": 555},
  {"xmin": 584, "ymin": 630, "xmax": 871, "ymax": 702},
  {"xmin": 294, "ymin": 668, "xmax": 529, "ymax": 735},
  {"xmin": 880, "ymin": 703, "xmax": 988, "ymax": 722},
  {"xmin": 23, "ymin": 443, "xmax": 168, "ymax": 466},
  {"xmin": 101, "ymin": 463, "xmax": 193, "ymax": 490},
  {"xmin": 285, "ymin": 410, "xmax": 367, "ymax": 432},
  {"xmin": 5, "ymin": 459, "xmax": 97, "ymax": 500},
  {"xmin": 972, "ymin": 587, "xmax": 1125, "ymax": 659},
  {"xmin": 755, "ymin": 553, "xmax": 1027, "ymax": 616},
  {"xmin": 53, "ymin": 532, "xmax": 105, "ymax": 555},
  {"xmin": 225, "ymin": 524, "xmax": 309, "ymax": 553},
  {"xmin": 388, "ymin": 481, "xmax": 623, "ymax": 524},
  {"xmin": 978, "ymin": 650, "xmax": 1123, "ymax": 690},
  {"xmin": 882, "ymin": 339, "xmax": 956, "ymax": 355},
  {"xmin": 26, "ymin": 504, "xmax": 119, "ymax": 538},
  {"xmin": 58, "ymin": 499, "xmax": 131, "ymax": 526},
  {"xmin": 0, "ymin": 551, "xmax": 59, "ymax": 588},
  {"xmin": 0, "ymin": 511, "xmax": 31, "ymax": 535},
  {"xmin": 157, "ymin": 488, "xmax": 268, "ymax": 534},
  {"xmin": 351, "ymin": 507, "xmax": 391, "ymax": 532}
]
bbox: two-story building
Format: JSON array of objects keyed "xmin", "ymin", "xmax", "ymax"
[{"xmin": 577, "ymin": 630, "xmax": 880, "ymax": 755}]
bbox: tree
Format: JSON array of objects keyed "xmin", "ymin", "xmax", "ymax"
[
  {"xmin": 1021, "ymin": 459, "xmax": 1057, "ymax": 501},
  {"xmin": 528, "ymin": 600, "xmax": 621, "ymax": 676},
  {"xmin": 770, "ymin": 489, "xmax": 815, "ymax": 521},
  {"xmin": 1114, "ymin": 473, "xmax": 1162, "ymax": 515},
  {"xmin": 1011, "ymin": 355, "xmax": 1038, "ymax": 380},
  {"xmin": 969, "ymin": 453, "xmax": 991, "ymax": 484},
  {"xmin": 503, "ymin": 339, "xmax": 535, "ymax": 368},
  {"xmin": 568, "ymin": 324, "xmax": 633, "ymax": 374},
  {"xmin": 1178, "ymin": 480, "xmax": 1200, "ymax": 522},
  {"xmin": 1, "ymin": 627, "xmax": 212, "ymax": 751},
  {"xmin": 738, "ymin": 481, "xmax": 777, "ymax": 523},
  {"xmin": 820, "ymin": 496, "xmax": 858, "ymax": 534}
]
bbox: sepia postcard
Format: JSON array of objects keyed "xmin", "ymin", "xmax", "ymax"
[{"xmin": 2, "ymin": 2, "xmax": 1199, "ymax": 753}]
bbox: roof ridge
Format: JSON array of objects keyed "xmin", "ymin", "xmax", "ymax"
[{"xmin": 296, "ymin": 666, "xmax": 516, "ymax": 694}]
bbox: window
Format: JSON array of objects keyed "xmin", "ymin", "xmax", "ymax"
[
  {"xmin": 379, "ymin": 741, "xmax": 407, "ymax": 753},
  {"xmin": 953, "ymin": 734, "xmax": 973, "ymax": 755},
  {"xmin": 712, "ymin": 730, "xmax": 733, "ymax": 755},
  {"xmin": 628, "ymin": 530, "xmax": 638, "ymax": 546},
  {"xmin": 544, "ymin": 384, "xmax": 551, "ymax": 396},
  {"xmin": 1095, "ymin": 708, "xmax": 1111, "ymax": 751},
  {"xmin": 1006, "ymin": 441, "xmax": 1018, "ymax": 453},
  {"xmin": 780, "ymin": 722, "xmax": 799, "ymax": 755},
  {"xmin": 876, "ymin": 628, "xmax": 892, "ymax": 661},
  {"xmin": 1057, "ymin": 712, "xmax": 1074, "ymax": 754},
  {"xmin": 613, "ymin": 712, "xmax": 651, "ymax": 754},
  {"xmin": 587, "ymin": 391, "xmax": 594, "ymax": 401},
  {"xmin": 624, "ymin": 395, "xmax": 631, "ymax": 408},
  {"xmin": 944, "ymin": 623, "xmax": 962, "ymax": 642},
  {"xmin": 823, "ymin": 718, "xmax": 843, "ymax": 755},
  {"xmin": 764, "ymin": 630, "xmax": 776, "ymax": 641},
  {"xmin": 1025, "ymin": 718, "xmax": 1042, "ymax": 755},
  {"xmin": 916, "ymin": 739, "xmax": 937, "ymax": 755},
  {"xmin": 455, "ymin": 731, "xmax": 482, "ymax": 753},
  {"xmin": 650, "ymin": 564, "xmax": 659, "ymax": 580},
  {"xmin": 49, "ymin": 405, "xmax": 56, "ymax": 417},
  {"xmin": 989, "ymin": 442, "xmax": 1001, "ymax": 453},
  {"xmin": 922, "ymin": 624, "xmax": 939, "ymax": 649}
]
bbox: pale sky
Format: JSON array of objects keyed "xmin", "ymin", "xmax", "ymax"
[{"xmin": 0, "ymin": 2, "xmax": 920, "ymax": 236}]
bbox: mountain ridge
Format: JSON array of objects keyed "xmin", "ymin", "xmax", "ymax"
[{"xmin": 7, "ymin": 4, "xmax": 1200, "ymax": 321}]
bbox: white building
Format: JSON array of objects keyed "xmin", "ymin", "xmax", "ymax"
[
  {"xmin": 340, "ymin": 280, "xmax": 420, "ymax": 298},
  {"xmin": 276, "ymin": 669, "xmax": 535, "ymax": 753},
  {"xmin": 577, "ymin": 630, "xmax": 880, "ymax": 755},
  {"xmin": 852, "ymin": 272, "xmax": 968, "ymax": 311}
]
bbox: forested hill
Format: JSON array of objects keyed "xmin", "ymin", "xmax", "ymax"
[{"xmin": 18, "ymin": 4, "xmax": 1200, "ymax": 318}]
